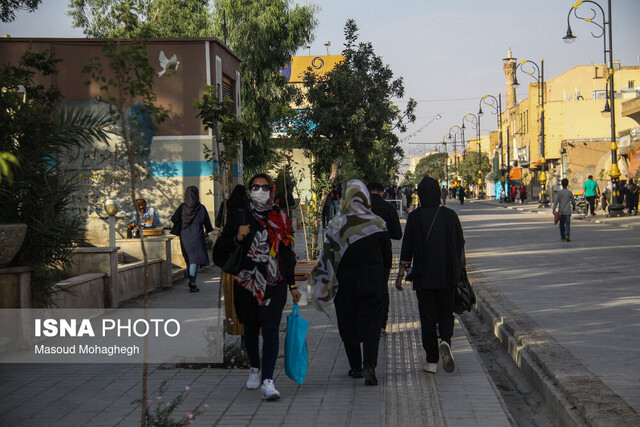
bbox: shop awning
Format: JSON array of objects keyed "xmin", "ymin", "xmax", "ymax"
[{"xmin": 509, "ymin": 167, "xmax": 523, "ymax": 180}]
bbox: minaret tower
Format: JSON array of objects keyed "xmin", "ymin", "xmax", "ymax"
[{"xmin": 503, "ymin": 48, "xmax": 518, "ymax": 108}]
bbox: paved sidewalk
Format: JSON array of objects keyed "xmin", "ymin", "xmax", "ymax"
[{"xmin": 0, "ymin": 230, "xmax": 512, "ymax": 426}]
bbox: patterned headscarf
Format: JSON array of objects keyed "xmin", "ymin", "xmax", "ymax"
[{"xmin": 312, "ymin": 179, "xmax": 387, "ymax": 315}]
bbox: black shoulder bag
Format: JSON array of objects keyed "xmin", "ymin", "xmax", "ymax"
[
  {"xmin": 221, "ymin": 210, "xmax": 247, "ymax": 275},
  {"xmin": 454, "ymin": 253, "xmax": 476, "ymax": 314},
  {"xmin": 170, "ymin": 205, "xmax": 182, "ymax": 236}
]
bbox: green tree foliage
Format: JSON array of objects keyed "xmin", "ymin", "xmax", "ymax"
[
  {"xmin": 0, "ymin": 49, "xmax": 112, "ymax": 306},
  {"xmin": 296, "ymin": 19, "xmax": 416, "ymax": 182},
  {"xmin": 458, "ymin": 151, "xmax": 491, "ymax": 186},
  {"xmin": 0, "ymin": 0, "xmax": 41, "ymax": 22},
  {"xmin": 212, "ymin": 0, "xmax": 317, "ymax": 174},
  {"xmin": 68, "ymin": 0, "xmax": 212, "ymax": 37},
  {"xmin": 195, "ymin": 89, "xmax": 250, "ymax": 197},
  {"xmin": 413, "ymin": 152, "xmax": 447, "ymax": 184}
]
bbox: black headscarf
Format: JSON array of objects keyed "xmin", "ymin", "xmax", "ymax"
[
  {"xmin": 418, "ymin": 176, "xmax": 441, "ymax": 207},
  {"xmin": 227, "ymin": 185, "xmax": 248, "ymax": 214},
  {"xmin": 182, "ymin": 186, "xmax": 201, "ymax": 228}
]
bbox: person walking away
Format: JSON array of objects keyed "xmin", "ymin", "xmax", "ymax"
[
  {"xmin": 330, "ymin": 188, "xmax": 340, "ymax": 218},
  {"xmin": 367, "ymin": 182, "xmax": 403, "ymax": 337},
  {"xmin": 553, "ymin": 178, "xmax": 576, "ymax": 242},
  {"xmin": 625, "ymin": 178, "xmax": 639, "ymax": 215},
  {"xmin": 214, "ymin": 185, "xmax": 249, "ymax": 335},
  {"xmin": 520, "ymin": 184, "xmax": 527, "ymax": 204},
  {"xmin": 172, "ymin": 186, "xmax": 213, "ymax": 292},
  {"xmin": 440, "ymin": 186, "xmax": 448, "ymax": 206},
  {"xmin": 313, "ymin": 180, "xmax": 392, "ymax": 386},
  {"xmin": 395, "ymin": 176, "xmax": 465, "ymax": 374},
  {"xmin": 322, "ymin": 195, "xmax": 331, "ymax": 229},
  {"xmin": 601, "ymin": 188, "xmax": 610, "ymax": 215},
  {"xmin": 582, "ymin": 175, "xmax": 600, "ymax": 216},
  {"xmin": 457, "ymin": 186, "xmax": 465, "ymax": 205},
  {"xmin": 212, "ymin": 173, "xmax": 299, "ymax": 401}
]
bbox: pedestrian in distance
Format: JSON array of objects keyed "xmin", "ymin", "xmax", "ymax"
[
  {"xmin": 440, "ymin": 185, "xmax": 448, "ymax": 206},
  {"xmin": 519, "ymin": 184, "xmax": 527, "ymax": 204},
  {"xmin": 458, "ymin": 186, "xmax": 465, "ymax": 205},
  {"xmin": 212, "ymin": 173, "xmax": 300, "ymax": 401},
  {"xmin": 582, "ymin": 175, "xmax": 600, "ymax": 216},
  {"xmin": 396, "ymin": 176, "xmax": 465, "ymax": 375},
  {"xmin": 553, "ymin": 178, "xmax": 576, "ymax": 242},
  {"xmin": 171, "ymin": 186, "xmax": 214, "ymax": 293},
  {"xmin": 313, "ymin": 180, "xmax": 392, "ymax": 386},
  {"xmin": 625, "ymin": 178, "xmax": 639, "ymax": 215},
  {"xmin": 368, "ymin": 182, "xmax": 403, "ymax": 337},
  {"xmin": 601, "ymin": 187, "xmax": 610, "ymax": 215}
]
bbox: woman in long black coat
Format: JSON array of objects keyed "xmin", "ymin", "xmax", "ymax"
[
  {"xmin": 313, "ymin": 180, "xmax": 392, "ymax": 386},
  {"xmin": 212, "ymin": 173, "xmax": 300, "ymax": 401},
  {"xmin": 396, "ymin": 176, "xmax": 465, "ymax": 374},
  {"xmin": 171, "ymin": 186, "xmax": 213, "ymax": 292}
]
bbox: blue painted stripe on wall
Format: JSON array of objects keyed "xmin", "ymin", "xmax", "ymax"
[{"xmin": 150, "ymin": 161, "xmax": 217, "ymax": 178}]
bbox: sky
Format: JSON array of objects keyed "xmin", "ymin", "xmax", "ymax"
[{"xmin": 2, "ymin": 0, "xmax": 639, "ymax": 172}]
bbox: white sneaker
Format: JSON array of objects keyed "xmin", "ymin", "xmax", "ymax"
[
  {"xmin": 439, "ymin": 341, "xmax": 456, "ymax": 373},
  {"xmin": 423, "ymin": 363, "xmax": 437, "ymax": 374},
  {"xmin": 261, "ymin": 379, "xmax": 281, "ymax": 401},
  {"xmin": 246, "ymin": 367, "xmax": 260, "ymax": 390}
]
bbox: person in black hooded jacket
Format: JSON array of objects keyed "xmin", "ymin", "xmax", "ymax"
[{"xmin": 395, "ymin": 176, "xmax": 465, "ymax": 375}]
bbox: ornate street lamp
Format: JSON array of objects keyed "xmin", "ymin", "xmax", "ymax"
[
  {"xmin": 442, "ymin": 134, "xmax": 451, "ymax": 186},
  {"xmin": 479, "ymin": 94, "xmax": 505, "ymax": 200},
  {"xmin": 450, "ymin": 125, "xmax": 463, "ymax": 176},
  {"xmin": 564, "ymin": 0, "xmax": 623, "ymax": 215},
  {"xmin": 513, "ymin": 58, "xmax": 549, "ymax": 206},
  {"xmin": 463, "ymin": 113, "xmax": 484, "ymax": 198}
]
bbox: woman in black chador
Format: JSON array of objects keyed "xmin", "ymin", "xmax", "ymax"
[{"xmin": 395, "ymin": 176, "xmax": 465, "ymax": 374}]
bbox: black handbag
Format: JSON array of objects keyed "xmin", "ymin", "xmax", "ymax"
[
  {"xmin": 454, "ymin": 268, "xmax": 476, "ymax": 314},
  {"xmin": 220, "ymin": 209, "xmax": 247, "ymax": 275},
  {"xmin": 221, "ymin": 244, "xmax": 244, "ymax": 275}
]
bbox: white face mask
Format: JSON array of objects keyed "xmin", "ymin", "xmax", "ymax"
[{"xmin": 250, "ymin": 189, "xmax": 271, "ymax": 204}]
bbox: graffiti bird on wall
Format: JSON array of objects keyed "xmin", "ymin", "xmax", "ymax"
[{"xmin": 158, "ymin": 51, "xmax": 179, "ymax": 77}]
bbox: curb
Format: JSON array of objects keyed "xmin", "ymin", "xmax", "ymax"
[
  {"xmin": 471, "ymin": 199, "xmax": 640, "ymax": 231},
  {"xmin": 467, "ymin": 267, "xmax": 640, "ymax": 426}
]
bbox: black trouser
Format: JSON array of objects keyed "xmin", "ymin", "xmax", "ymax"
[
  {"xmin": 382, "ymin": 269, "xmax": 390, "ymax": 330},
  {"xmin": 416, "ymin": 287, "xmax": 456, "ymax": 363},
  {"xmin": 344, "ymin": 339, "xmax": 380, "ymax": 370},
  {"xmin": 586, "ymin": 196, "xmax": 596, "ymax": 215},
  {"xmin": 244, "ymin": 321, "xmax": 279, "ymax": 381}
]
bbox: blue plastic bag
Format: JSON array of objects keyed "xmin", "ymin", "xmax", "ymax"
[{"xmin": 284, "ymin": 303, "xmax": 309, "ymax": 386}]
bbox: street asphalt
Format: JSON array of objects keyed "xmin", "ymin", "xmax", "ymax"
[{"xmin": 454, "ymin": 197, "xmax": 640, "ymax": 426}]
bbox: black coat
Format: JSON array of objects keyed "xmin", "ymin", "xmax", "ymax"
[
  {"xmin": 212, "ymin": 207, "xmax": 296, "ymax": 324},
  {"xmin": 370, "ymin": 194, "xmax": 402, "ymax": 240},
  {"xmin": 334, "ymin": 231, "xmax": 392, "ymax": 345},
  {"xmin": 172, "ymin": 204, "xmax": 213, "ymax": 266},
  {"xmin": 400, "ymin": 205, "xmax": 464, "ymax": 290}
]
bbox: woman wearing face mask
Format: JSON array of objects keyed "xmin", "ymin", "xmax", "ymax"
[{"xmin": 213, "ymin": 173, "xmax": 299, "ymax": 401}]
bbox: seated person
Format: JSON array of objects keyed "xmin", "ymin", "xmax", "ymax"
[{"xmin": 128, "ymin": 198, "xmax": 161, "ymax": 237}]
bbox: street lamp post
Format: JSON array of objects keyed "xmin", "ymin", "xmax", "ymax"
[
  {"xmin": 450, "ymin": 125, "xmax": 464, "ymax": 179},
  {"xmin": 479, "ymin": 94, "xmax": 504, "ymax": 200},
  {"xmin": 513, "ymin": 58, "xmax": 549, "ymax": 206},
  {"xmin": 442, "ymin": 134, "xmax": 451, "ymax": 186},
  {"xmin": 563, "ymin": 0, "xmax": 623, "ymax": 216},
  {"xmin": 463, "ymin": 113, "xmax": 483, "ymax": 198}
]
